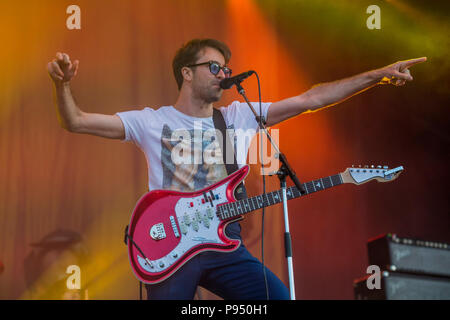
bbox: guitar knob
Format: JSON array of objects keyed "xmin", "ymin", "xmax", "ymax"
[{"xmin": 377, "ymin": 165, "xmax": 382, "ymax": 169}]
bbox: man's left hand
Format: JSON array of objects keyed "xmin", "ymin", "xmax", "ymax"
[{"xmin": 378, "ymin": 57, "xmax": 427, "ymax": 86}]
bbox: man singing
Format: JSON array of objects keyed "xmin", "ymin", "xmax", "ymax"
[{"xmin": 47, "ymin": 38, "xmax": 425, "ymax": 299}]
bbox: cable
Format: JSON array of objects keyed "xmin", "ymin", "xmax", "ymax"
[
  {"xmin": 124, "ymin": 228, "xmax": 146, "ymax": 300},
  {"xmin": 254, "ymin": 72, "xmax": 269, "ymax": 300}
]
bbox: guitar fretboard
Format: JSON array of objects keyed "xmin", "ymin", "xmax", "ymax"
[{"xmin": 216, "ymin": 174, "xmax": 343, "ymax": 220}]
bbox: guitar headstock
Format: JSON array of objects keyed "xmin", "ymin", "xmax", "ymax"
[{"xmin": 340, "ymin": 165, "xmax": 404, "ymax": 185}]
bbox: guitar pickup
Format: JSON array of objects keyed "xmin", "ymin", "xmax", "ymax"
[
  {"xmin": 206, "ymin": 208, "xmax": 214, "ymax": 219},
  {"xmin": 195, "ymin": 210, "xmax": 202, "ymax": 222},
  {"xmin": 202, "ymin": 215, "xmax": 210, "ymax": 228},
  {"xmin": 192, "ymin": 218, "xmax": 199, "ymax": 232},
  {"xmin": 179, "ymin": 221, "xmax": 188, "ymax": 235},
  {"xmin": 183, "ymin": 214, "xmax": 191, "ymax": 225}
]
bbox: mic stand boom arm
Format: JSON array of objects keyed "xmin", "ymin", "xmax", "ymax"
[
  {"xmin": 235, "ymin": 82, "xmax": 306, "ymax": 194},
  {"xmin": 234, "ymin": 81, "xmax": 305, "ymax": 300}
]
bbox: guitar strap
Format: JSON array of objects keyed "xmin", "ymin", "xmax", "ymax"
[{"xmin": 212, "ymin": 108, "xmax": 248, "ymax": 200}]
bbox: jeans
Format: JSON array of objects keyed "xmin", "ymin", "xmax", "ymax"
[{"xmin": 145, "ymin": 223, "xmax": 290, "ymax": 300}]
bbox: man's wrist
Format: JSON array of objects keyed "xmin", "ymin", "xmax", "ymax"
[
  {"xmin": 368, "ymin": 68, "xmax": 386, "ymax": 84},
  {"xmin": 54, "ymin": 81, "xmax": 71, "ymax": 90}
]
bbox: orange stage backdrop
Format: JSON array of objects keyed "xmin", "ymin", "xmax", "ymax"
[{"xmin": 0, "ymin": 0, "xmax": 448, "ymax": 299}]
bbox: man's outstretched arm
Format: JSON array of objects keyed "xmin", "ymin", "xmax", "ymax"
[
  {"xmin": 266, "ymin": 57, "xmax": 427, "ymax": 126},
  {"xmin": 47, "ymin": 52, "xmax": 125, "ymax": 140}
]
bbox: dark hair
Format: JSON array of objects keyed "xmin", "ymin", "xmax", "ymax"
[{"xmin": 172, "ymin": 38, "xmax": 231, "ymax": 90}]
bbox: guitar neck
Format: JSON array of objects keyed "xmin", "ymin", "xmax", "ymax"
[{"xmin": 217, "ymin": 173, "xmax": 344, "ymax": 220}]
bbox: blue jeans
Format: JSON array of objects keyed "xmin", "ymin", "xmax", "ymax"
[{"xmin": 145, "ymin": 223, "xmax": 290, "ymax": 300}]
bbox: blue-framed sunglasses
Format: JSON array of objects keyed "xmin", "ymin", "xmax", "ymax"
[{"xmin": 186, "ymin": 61, "xmax": 232, "ymax": 78}]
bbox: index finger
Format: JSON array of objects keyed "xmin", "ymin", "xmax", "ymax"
[{"xmin": 401, "ymin": 57, "xmax": 427, "ymax": 69}]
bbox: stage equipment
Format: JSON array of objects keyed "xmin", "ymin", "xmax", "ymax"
[{"xmin": 354, "ymin": 234, "xmax": 450, "ymax": 300}]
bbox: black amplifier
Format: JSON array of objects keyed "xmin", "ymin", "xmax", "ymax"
[
  {"xmin": 354, "ymin": 271, "xmax": 450, "ymax": 300},
  {"xmin": 367, "ymin": 233, "xmax": 450, "ymax": 278}
]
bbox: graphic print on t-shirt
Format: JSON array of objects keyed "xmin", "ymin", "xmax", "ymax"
[{"xmin": 160, "ymin": 123, "xmax": 228, "ymax": 192}]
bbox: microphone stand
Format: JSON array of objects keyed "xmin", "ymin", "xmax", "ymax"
[{"xmin": 234, "ymin": 81, "xmax": 306, "ymax": 300}]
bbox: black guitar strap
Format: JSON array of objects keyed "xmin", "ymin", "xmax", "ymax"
[{"xmin": 212, "ymin": 108, "xmax": 248, "ymax": 200}]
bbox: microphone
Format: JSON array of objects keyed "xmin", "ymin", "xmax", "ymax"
[{"xmin": 219, "ymin": 70, "xmax": 255, "ymax": 90}]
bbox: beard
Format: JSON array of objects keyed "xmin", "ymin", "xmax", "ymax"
[{"xmin": 192, "ymin": 80, "xmax": 223, "ymax": 104}]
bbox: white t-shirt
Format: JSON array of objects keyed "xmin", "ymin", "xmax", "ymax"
[{"xmin": 116, "ymin": 101, "xmax": 271, "ymax": 192}]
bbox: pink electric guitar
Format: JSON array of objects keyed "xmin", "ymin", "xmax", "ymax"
[{"xmin": 126, "ymin": 164, "xmax": 403, "ymax": 284}]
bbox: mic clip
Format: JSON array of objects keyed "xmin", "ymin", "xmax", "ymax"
[{"xmin": 255, "ymin": 116, "xmax": 266, "ymax": 125}]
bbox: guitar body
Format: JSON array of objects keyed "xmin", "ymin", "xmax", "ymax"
[{"xmin": 127, "ymin": 164, "xmax": 250, "ymax": 284}]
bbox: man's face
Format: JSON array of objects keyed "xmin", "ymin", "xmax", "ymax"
[{"xmin": 189, "ymin": 47, "xmax": 228, "ymax": 104}]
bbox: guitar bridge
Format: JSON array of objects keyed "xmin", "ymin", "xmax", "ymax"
[{"xmin": 150, "ymin": 223, "xmax": 166, "ymax": 240}]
